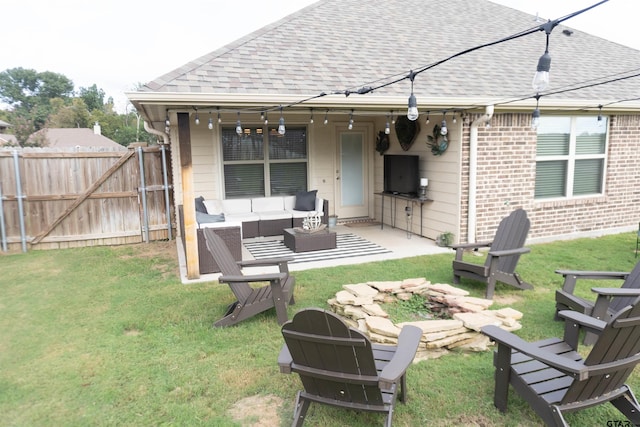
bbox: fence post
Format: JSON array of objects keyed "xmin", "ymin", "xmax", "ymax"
[
  {"xmin": 13, "ymin": 150, "xmax": 27, "ymax": 252},
  {"xmin": 161, "ymin": 144, "xmax": 173, "ymax": 240},
  {"xmin": 0, "ymin": 184, "xmax": 6, "ymax": 252},
  {"xmin": 137, "ymin": 146, "xmax": 150, "ymax": 243}
]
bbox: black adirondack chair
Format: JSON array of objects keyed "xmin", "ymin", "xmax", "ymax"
[
  {"xmin": 555, "ymin": 260, "xmax": 640, "ymax": 344},
  {"xmin": 452, "ymin": 208, "xmax": 533, "ymax": 299},
  {"xmin": 482, "ymin": 297, "xmax": 640, "ymax": 426},
  {"xmin": 202, "ymin": 227, "xmax": 295, "ymax": 327},
  {"xmin": 278, "ymin": 308, "xmax": 422, "ymax": 427}
]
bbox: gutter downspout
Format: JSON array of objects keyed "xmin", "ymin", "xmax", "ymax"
[
  {"xmin": 468, "ymin": 105, "xmax": 494, "ymax": 244},
  {"xmin": 144, "ymin": 121, "xmax": 169, "ymax": 145},
  {"xmin": 143, "ymin": 121, "xmax": 173, "ymax": 241}
]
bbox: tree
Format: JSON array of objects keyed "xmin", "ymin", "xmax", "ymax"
[
  {"xmin": 78, "ymin": 84, "xmax": 105, "ymax": 112},
  {"xmin": 0, "ymin": 68, "xmax": 74, "ymax": 112},
  {"xmin": 1, "ymin": 68, "xmax": 153, "ymax": 146},
  {"xmin": 47, "ymin": 98, "xmax": 92, "ymax": 128}
]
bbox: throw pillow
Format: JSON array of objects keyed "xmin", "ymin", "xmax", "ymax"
[
  {"xmin": 196, "ymin": 211, "xmax": 225, "ymax": 224},
  {"xmin": 295, "ymin": 190, "xmax": 318, "ymax": 211},
  {"xmin": 195, "ymin": 196, "xmax": 207, "ymax": 213}
]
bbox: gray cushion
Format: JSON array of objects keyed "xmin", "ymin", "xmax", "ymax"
[
  {"xmin": 196, "ymin": 211, "xmax": 225, "ymax": 223},
  {"xmin": 295, "ymin": 190, "xmax": 317, "ymax": 211},
  {"xmin": 195, "ymin": 196, "xmax": 207, "ymax": 213}
]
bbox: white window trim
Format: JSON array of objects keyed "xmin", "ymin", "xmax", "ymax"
[{"xmin": 535, "ymin": 116, "xmax": 608, "ymax": 201}]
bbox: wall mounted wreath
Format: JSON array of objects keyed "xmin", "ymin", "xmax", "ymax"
[
  {"xmin": 427, "ymin": 124, "xmax": 449, "ymax": 156},
  {"xmin": 376, "ymin": 131, "xmax": 390, "ymax": 155}
]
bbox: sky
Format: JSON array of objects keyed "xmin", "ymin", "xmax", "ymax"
[{"xmin": 2, "ymin": 0, "xmax": 636, "ymax": 113}]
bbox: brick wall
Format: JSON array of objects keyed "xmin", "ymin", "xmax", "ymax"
[{"xmin": 460, "ymin": 113, "xmax": 640, "ymax": 243}]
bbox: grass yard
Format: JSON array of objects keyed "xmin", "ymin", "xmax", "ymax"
[{"xmin": 1, "ymin": 232, "xmax": 639, "ymax": 426}]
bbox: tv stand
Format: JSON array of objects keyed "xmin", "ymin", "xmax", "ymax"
[{"xmin": 375, "ymin": 192, "xmax": 432, "ymax": 237}]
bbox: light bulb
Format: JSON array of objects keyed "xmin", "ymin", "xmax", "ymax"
[
  {"xmin": 440, "ymin": 119, "xmax": 448, "ymax": 136},
  {"xmin": 264, "ymin": 112, "xmax": 268, "ymax": 125},
  {"xmin": 194, "ymin": 114, "xmax": 200, "ymax": 125},
  {"xmin": 208, "ymin": 117, "xmax": 213, "ymax": 130},
  {"xmin": 532, "ymin": 52, "xmax": 551, "ymax": 92},
  {"xmin": 407, "ymin": 93, "xmax": 419, "ymax": 121},
  {"xmin": 531, "ymin": 108, "xmax": 541, "ymax": 130},
  {"xmin": 278, "ymin": 117, "xmax": 286, "ymax": 135},
  {"xmin": 385, "ymin": 121, "xmax": 390, "ymax": 135},
  {"xmin": 236, "ymin": 120, "xmax": 242, "ymax": 135},
  {"xmin": 165, "ymin": 115, "xmax": 170, "ymax": 127}
]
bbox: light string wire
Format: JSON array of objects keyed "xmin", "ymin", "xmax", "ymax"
[{"xmin": 173, "ymin": 1, "xmax": 639, "ymax": 121}]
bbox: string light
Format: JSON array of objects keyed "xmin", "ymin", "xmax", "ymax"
[
  {"xmin": 278, "ymin": 106, "xmax": 286, "ymax": 135},
  {"xmin": 531, "ymin": 94, "xmax": 541, "ymax": 130},
  {"xmin": 532, "ymin": 20, "xmax": 557, "ymax": 92},
  {"xmin": 323, "ymin": 110, "xmax": 329, "ymax": 125},
  {"xmin": 162, "ymin": 5, "xmax": 624, "ymax": 138},
  {"xmin": 597, "ymin": 104, "xmax": 604, "ymax": 127},
  {"xmin": 452, "ymin": 112, "xmax": 457, "ymax": 124},
  {"xmin": 385, "ymin": 114, "xmax": 391, "ymax": 135},
  {"xmin": 309, "ymin": 108, "xmax": 314, "ymax": 124},
  {"xmin": 440, "ymin": 112, "xmax": 448, "ymax": 136},
  {"xmin": 194, "ymin": 108, "xmax": 200, "ymax": 125},
  {"xmin": 235, "ymin": 112, "xmax": 242, "ymax": 135},
  {"xmin": 407, "ymin": 70, "xmax": 419, "ymax": 121},
  {"xmin": 208, "ymin": 112, "xmax": 213, "ymax": 130},
  {"xmin": 161, "ymin": 3, "xmax": 614, "ymax": 135},
  {"xmin": 348, "ymin": 110, "xmax": 354, "ymax": 130},
  {"xmin": 165, "ymin": 112, "xmax": 170, "ymax": 127},
  {"xmin": 264, "ymin": 111, "xmax": 268, "ymax": 125}
]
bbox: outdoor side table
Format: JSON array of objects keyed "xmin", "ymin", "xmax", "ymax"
[{"xmin": 283, "ymin": 228, "xmax": 337, "ymax": 253}]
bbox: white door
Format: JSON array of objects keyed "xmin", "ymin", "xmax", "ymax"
[{"xmin": 336, "ymin": 127, "xmax": 369, "ymax": 219}]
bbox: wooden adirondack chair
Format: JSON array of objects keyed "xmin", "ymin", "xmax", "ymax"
[
  {"xmin": 452, "ymin": 209, "xmax": 533, "ymax": 299},
  {"xmin": 555, "ymin": 260, "xmax": 640, "ymax": 344},
  {"xmin": 482, "ymin": 297, "xmax": 640, "ymax": 427},
  {"xmin": 278, "ymin": 308, "xmax": 422, "ymax": 427},
  {"xmin": 202, "ymin": 227, "xmax": 295, "ymax": 327}
]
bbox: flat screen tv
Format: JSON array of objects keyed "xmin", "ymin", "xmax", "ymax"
[{"xmin": 383, "ymin": 155, "xmax": 420, "ymax": 196}]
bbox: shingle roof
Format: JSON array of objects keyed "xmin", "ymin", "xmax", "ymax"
[
  {"xmin": 28, "ymin": 128, "xmax": 126, "ymax": 149},
  {"xmin": 140, "ymin": 0, "xmax": 640, "ymax": 104}
]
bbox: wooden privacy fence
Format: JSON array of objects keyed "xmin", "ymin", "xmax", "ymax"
[{"xmin": 0, "ymin": 145, "xmax": 174, "ymax": 252}]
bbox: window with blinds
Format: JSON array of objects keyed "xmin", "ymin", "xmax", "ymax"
[
  {"xmin": 535, "ymin": 116, "xmax": 607, "ymax": 199},
  {"xmin": 221, "ymin": 126, "xmax": 308, "ymax": 198}
]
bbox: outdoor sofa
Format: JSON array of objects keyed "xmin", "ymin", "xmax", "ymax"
[{"xmin": 180, "ymin": 191, "xmax": 329, "ymax": 274}]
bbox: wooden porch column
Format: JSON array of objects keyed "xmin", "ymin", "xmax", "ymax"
[{"xmin": 178, "ymin": 112, "xmax": 200, "ymax": 279}]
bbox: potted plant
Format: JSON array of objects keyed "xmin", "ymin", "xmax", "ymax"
[{"xmin": 436, "ymin": 231, "xmax": 454, "ymax": 247}]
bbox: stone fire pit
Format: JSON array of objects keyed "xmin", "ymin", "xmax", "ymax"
[{"xmin": 327, "ymin": 278, "xmax": 523, "ymax": 362}]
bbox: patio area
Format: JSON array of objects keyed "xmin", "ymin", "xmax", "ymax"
[{"xmin": 177, "ymin": 222, "xmax": 452, "ymax": 284}]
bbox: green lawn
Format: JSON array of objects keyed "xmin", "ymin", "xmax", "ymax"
[{"xmin": 1, "ymin": 233, "xmax": 639, "ymax": 426}]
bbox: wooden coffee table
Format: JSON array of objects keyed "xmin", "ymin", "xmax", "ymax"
[{"xmin": 283, "ymin": 228, "xmax": 337, "ymax": 253}]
